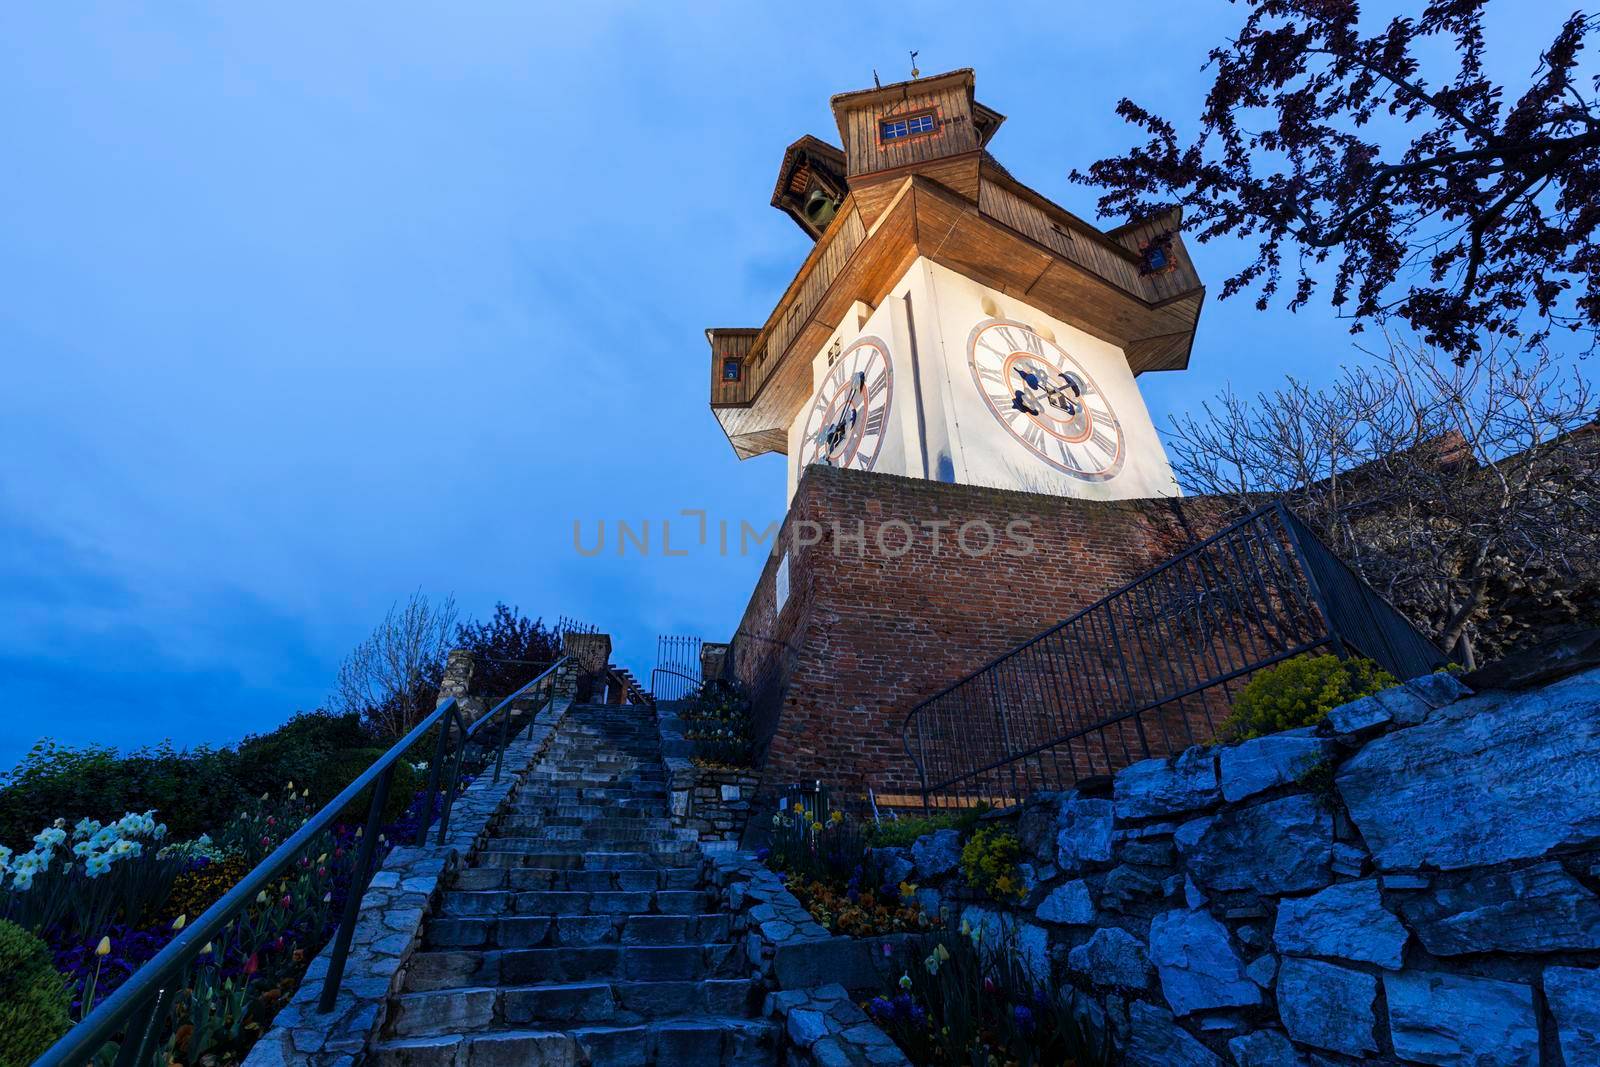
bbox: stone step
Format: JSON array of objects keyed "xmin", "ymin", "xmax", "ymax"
[
  {"xmin": 369, "ymin": 1016, "xmax": 777, "ymax": 1067},
  {"xmin": 403, "ymin": 943, "xmax": 741, "ymax": 992},
  {"xmin": 495, "ymin": 816, "xmax": 676, "ymax": 834},
  {"xmin": 424, "ymin": 912, "xmax": 733, "ymax": 951},
  {"xmin": 384, "ymin": 979, "xmax": 759, "ymax": 1037},
  {"xmin": 503, "ymin": 803, "xmax": 660, "ymax": 820},
  {"xmin": 473, "ymin": 847, "xmax": 703, "ymax": 869},
  {"xmin": 452, "ymin": 865, "xmax": 703, "ymax": 894},
  {"xmin": 439, "ymin": 888, "xmax": 711, "ymax": 918},
  {"xmin": 482, "ymin": 829, "xmax": 697, "ymax": 849}
]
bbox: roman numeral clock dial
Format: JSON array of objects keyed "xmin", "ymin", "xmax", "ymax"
[
  {"xmin": 800, "ymin": 336, "xmax": 893, "ymax": 472},
  {"xmin": 967, "ymin": 318, "xmax": 1126, "ymax": 481}
]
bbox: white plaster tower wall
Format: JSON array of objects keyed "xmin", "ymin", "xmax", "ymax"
[{"xmin": 786, "ymin": 256, "xmax": 1179, "ymax": 503}]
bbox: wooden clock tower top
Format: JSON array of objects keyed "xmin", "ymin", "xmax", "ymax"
[{"xmin": 707, "ymin": 68, "xmax": 1206, "ymax": 461}]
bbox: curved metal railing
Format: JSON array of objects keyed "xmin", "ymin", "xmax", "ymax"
[
  {"xmin": 35, "ymin": 656, "xmax": 576, "ymax": 1067},
  {"xmin": 650, "ymin": 666, "xmax": 701, "ymax": 703},
  {"xmin": 901, "ymin": 502, "xmax": 1448, "ymax": 811}
]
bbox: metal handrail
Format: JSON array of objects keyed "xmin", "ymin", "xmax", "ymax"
[
  {"xmin": 36, "ymin": 656, "xmax": 576, "ymax": 1067},
  {"xmin": 650, "ymin": 666, "xmax": 701, "ymax": 703},
  {"xmin": 900, "ymin": 501, "xmax": 1447, "ymax": 810}
]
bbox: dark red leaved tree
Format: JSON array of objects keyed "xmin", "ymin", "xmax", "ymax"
[{"xmin": 1072, "ymin": 1, "xmax": 1600, "ymax": 359}]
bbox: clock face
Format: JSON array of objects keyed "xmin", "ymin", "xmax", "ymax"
[
  {"xmin": 967, "ymin": 318, "xmax": 1125, "ymax": 481},
  {"xmin": 799, "ymin": 336, "xmax": 893, "ymax": 472}
]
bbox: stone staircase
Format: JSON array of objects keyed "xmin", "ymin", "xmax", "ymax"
[{"xmin": 370, "ymin": 703, "xmax": 778, "ymax": 1066}]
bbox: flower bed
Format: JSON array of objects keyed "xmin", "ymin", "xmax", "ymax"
[
  {"xmin": 765, "ymin": 789, "xmax": 943, "ymax": 938},
  {"xmin": 0, "ymin": 775, "xmax": 451, "ymax": 1064},
  {"xmin": 865, "ymin": 921, "xmax": 1110, "ymax": 1067}
]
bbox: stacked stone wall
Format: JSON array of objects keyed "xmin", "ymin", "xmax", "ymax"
[{"xmin": 869, "ymin": 668, "xmax": 1600, "ymax": 1065}]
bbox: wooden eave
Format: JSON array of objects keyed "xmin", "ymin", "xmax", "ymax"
[
  {"xmin": 709, "ymin": 169, "xmax": 1205, "ymax": 461},
  {"xmin": 828, "ymin": 68, "xmax": 975, "ymax": 125}
]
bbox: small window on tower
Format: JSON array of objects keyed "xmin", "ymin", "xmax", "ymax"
[
  {"xmin": 880, "ymin": 110, "xmax": 938, "ymax": 143},
  {"xmin": 722, "ymin": 358, "xmax": 743, "ymax": 382}
]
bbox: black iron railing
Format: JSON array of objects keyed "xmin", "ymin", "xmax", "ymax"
[
  {"xmin": 901, "ymin": 503, "xmax": 1447, "ymax": 811},
  {"xmin": 651, "ymin": 666, "xmax": 702, "ymax": 703},
  {"xmin": 36, "ymin": 656, "xmax": 579, "ymax": 1067}
]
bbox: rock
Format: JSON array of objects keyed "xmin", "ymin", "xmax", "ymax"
[
  {"xmin": 1065, "ymin": 926, "xmax": 1152, "ymax": 990},
  {"xmin": 911, "ymin": 830, "xmax": 963, "ymax": 879},
  {"xmin": 1544, "ymin": 965, "xmax": 1600, "ymax": 1067},
  {"xmin": 1325, "ymin": 694, "xmax": 1391, "ymax": 736},
  {"xmin": 1382, "ymin": 873, "xmax": 1431, "ymax": 890},
  {"xmin": 1228, "ymin": 1030, "xmax": 1309, "ymax": 1067},
  {"xmin": 1336, "ymin": 666, "xmax": 1600, "ymax": 870},
  {"xmin": 961, "ymin": 907, "xmax": 1049, "ymax": 984},
  {"xmin": 1275, "ymin": 957, "xmax": 1377, "ymax": 1057},
  {"xmin": 786, "ymin": 1008, "xmax": 830, "ymax": 1048},
  {"xmin": 1126, "ymin": 1001, "xmax": 1222, "ymax": 1067},
  {"xmin": 1056, "ymin": 796, "xmax": 1115, "ymax": 868},
  {"xmin": 1331, "ymin": 842, "xmax": 1367, "ymax": 877},
  {"xmin": 1184, "ymin": 877, "xmax": 1207, "ymax": 909},
  {"xmin": 1115, "ymin": 748, "xmax": 1219, "ymax": 820},
  {"xmin": 1102, "ymin": 864, "xmax": 1164, "ymax": 907},
  {"xmin": 914, "ymin": 887, "xmax": 942, "ymax": 920},
  {"xmin": 1176, "ymin": 795, "xmax": 1333, "ymax": 895},
  {"xmin": 1148, "ymin": 908, "xmax": 1260, "ymax": 1016},
  {"xmin": 1016, "ymin": 799, "xmax": 1060, "ymax": 860},
  {"xmin": 1398, "ymin": 860, "xmax": 1600, "ymax": 955},
  {"xmin": 1120, "ymin": 839, "xmax": 1175, "ymax": 866},
  {"xmin": 1384, "ymin": 970, "xmax": 1538, "ymax": 1066},
  {"xmin": 1035, "ymin": 880, "xmax": 1094, "ymax": 925},
  {"xmin": 1272, "ymin": 879, "xmax": 1408, "ymax": 968},
  {"xmin": 869, "ymin": 848, "xmax": 915, "ymax": 888},
  {"xmin": 1245, "ymin": 954, "xmax": 1277, "ymax": 988},
  {"xmin": 1217, "ymin": 732, "xmax": 1334, "ymax": 802}
]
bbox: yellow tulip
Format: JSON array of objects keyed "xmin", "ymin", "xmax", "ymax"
[
  {"xmin": 95, "ymin": 936, "xmax": 111, "ymax": 957},
  {"xmin": 172, "ymin": 913, "xmax": 186, "ymax": 931}
]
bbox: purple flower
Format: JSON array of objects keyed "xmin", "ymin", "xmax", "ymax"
[{"xmin": 1012, "ymin": 1004, "xmax": 1035, "ymax": 1033}]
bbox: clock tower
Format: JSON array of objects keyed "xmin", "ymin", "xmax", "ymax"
[
  {"xmin": 705, "ymin": 69, "xmax": 1214, "ymax": 803},
  {"xmin": 707, "ymin": 68, "xmax": 1205, "ymax": 504}
]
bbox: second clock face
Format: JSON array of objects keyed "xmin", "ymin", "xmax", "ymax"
[
  {"xmin": 967, "ymin": 318, "xmax": 1126, "ymax": 481},
  {"xmin": 799, "ymin": 336, "xmax": 893, "ymax": 472}
]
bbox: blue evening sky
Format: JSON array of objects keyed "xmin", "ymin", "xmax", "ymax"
[{"xmin": 0, "ymin": 2, "xmax": 1582, "ymax": 764}]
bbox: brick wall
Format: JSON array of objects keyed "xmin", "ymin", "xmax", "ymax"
[{"xmin": 729, "ymin": 464, "xmax": 1230, "ymax": 801}]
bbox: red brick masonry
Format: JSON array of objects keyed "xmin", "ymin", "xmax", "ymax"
[{"xmin": 729, "ymin": 465, "xmax": 1227, "ymax": 801}]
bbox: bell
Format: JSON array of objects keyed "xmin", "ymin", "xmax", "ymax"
[{"xmin": 804, "ymin": 188, "xmax": 839, "ymax": 228}]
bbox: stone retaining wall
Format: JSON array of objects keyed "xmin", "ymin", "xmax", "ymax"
[
  {"xmin": 243, "ymin": 698, "xmax": 575, "ymax": 1067},
  {"xmin": 876, "ymin": 668, "xmax": 1600, "ymax": 1065},
  {"xmin": 656, "ymin": 698, "xmax": 762, "ymax": 849},
  {"xmin": 706, "ymin": 851, "xmax": 912, "ymax": 1067}
]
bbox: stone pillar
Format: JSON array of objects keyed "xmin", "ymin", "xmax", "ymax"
[
  {"xmin": 701, "ymin": 642, "xmax": 730, "ymax": 681},
  {"xmin": 437, "ymin": 648, "xmax": 476, "ymax": 706},
  {"xmin": 552, "ymin": 658, "xmax": 582, "ymax": 704},
  {"xmin": 436, "ymin": 648, "xmax": 485, "ymax": 724},
  {"xmin": 563, "ymin": 632, "xmax": 613, "ymax": 676}
]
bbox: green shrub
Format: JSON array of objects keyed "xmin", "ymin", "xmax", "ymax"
[
  {"xmin": 866, "ymin": 804, "xmax": 990, "ymax": 848},
  {"xmin": 234, "ymin": 710, "xmax": 375, "ymax": 798},
  {"xmin": 1217, "ymin": 653, "xmax": 1396, "ymax": 742},
  {"xmin": 310, "ymin": 749, "xmax": 421, "ymax": 826},
  {"xmin": 960, "ymin": 827, "xmax": 1027, "ymax": 903},
  {"xmin": 0, "ymin": 740, "xmax": 245, "ymax": 848},
  {"xmin": 0, "ymin": 919, "xmax": 71, "ymax": 1065}
]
